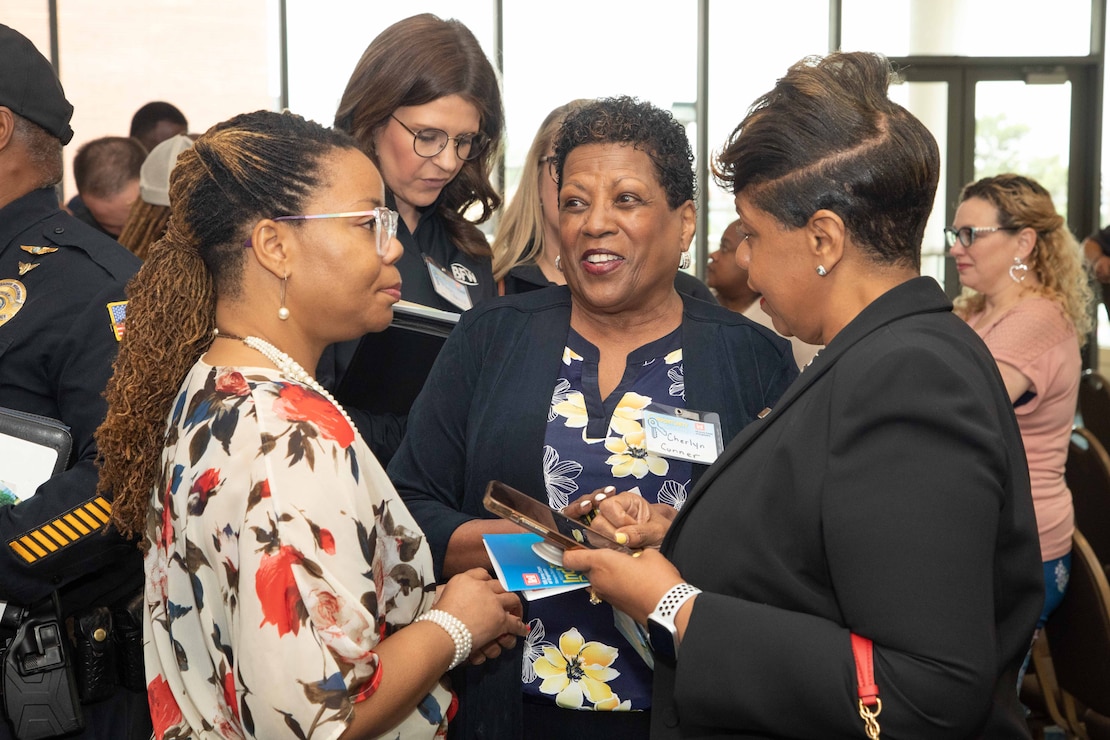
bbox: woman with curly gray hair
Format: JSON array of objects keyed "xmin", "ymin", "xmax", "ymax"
[{"xmin": 389, "ymin": 96, "xmax": 798, "ymax": 738}]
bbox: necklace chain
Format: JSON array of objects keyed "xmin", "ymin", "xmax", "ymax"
[{"xmin": 213, "ymin": 329, "xmax": 355, "ymax": 434}]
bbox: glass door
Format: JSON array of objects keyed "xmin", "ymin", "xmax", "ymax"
[
  {"xmin": 889, "ymin": 80, "xmax": 950, "ymax": 287},
  {"xmin": 973, "ymin": 79, "xmax": 1072, "ymax": 214}
]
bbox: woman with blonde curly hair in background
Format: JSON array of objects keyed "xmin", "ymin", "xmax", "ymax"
[
  {"xmin": 95, "ymin": 109, "xmax": 524, "ymax": 740},
  {"xmin": 949, "ymin": 173, "xmax": 1093, "ymax": 675}
]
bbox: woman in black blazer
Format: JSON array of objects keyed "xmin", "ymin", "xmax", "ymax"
[{"xmin": 565, "ymin": 52, "xmax": 1044, "ymax": 739}]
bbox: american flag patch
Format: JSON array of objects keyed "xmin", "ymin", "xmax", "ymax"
[{"xmin": 106, "ymin": 301, "xmax": 127, "ymax": 341}]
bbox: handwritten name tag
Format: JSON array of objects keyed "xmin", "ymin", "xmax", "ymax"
[{"xmin": 643, "ymin": 409, "xmax": 721, "ymax": 464}]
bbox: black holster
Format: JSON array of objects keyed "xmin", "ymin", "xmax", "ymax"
[{"xmin": 1, "ymin": 593, "xmax": 84, "ymax": 740}]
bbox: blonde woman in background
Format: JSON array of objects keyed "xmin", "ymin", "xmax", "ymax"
[{"xmin": 950, "ymin": 173, "xmax": 1093, "ymax": 676}]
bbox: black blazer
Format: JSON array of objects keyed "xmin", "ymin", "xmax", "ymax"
[{"xmin": 654, "ymin": 277, "xmax": 1043, "ymax": 739}]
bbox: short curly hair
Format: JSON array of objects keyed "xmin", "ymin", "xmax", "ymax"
[{"xmin": 553, "ymin": 96, "xmax": 695, "ymax": 209}]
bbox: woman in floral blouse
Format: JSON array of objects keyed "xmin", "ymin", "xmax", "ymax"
[{"xmin": 96, "ymin": 110, "xmax": 526, "ymax": 739}]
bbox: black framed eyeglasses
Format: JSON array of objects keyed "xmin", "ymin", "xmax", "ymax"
[
  {"xmin": 244, "ymin": 207, "xmax": 398, "ymax": 255},
  {"xmin": 390, "ymin": 115, "xmax": 489, "ymax": 161},
  {"xmin": 943, "ymin": 225, "xmax": 1019, "ymax": 248},
  {"xmin": 539, "ymin": 155, "xmax": 557, "ymax": 182}
]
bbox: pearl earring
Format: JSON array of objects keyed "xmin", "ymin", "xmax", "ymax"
[
  {"xmin": 278, "ymin": 274, "xmax": 290, "ymax": 320},
  {"xmin": 816, "ymin": 265, "xmax": 828, "ymax": 277}
]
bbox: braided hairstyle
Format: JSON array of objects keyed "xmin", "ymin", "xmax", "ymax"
[
  {"xmin": 97, "ymin": 110, "xmax": 357, "ymax": 540},
  {"xmin": 116, "ymin": 199, "xmax": 170, "ymax": 259}
]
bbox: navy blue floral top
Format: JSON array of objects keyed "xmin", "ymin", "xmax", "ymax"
[{"xmin": 522, "ymin": 327, "xmax": 693, "ymax": 712}]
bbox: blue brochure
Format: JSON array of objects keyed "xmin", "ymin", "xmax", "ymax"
[{"xmin": 482, "ymin": 533, "xmax": 591, "ymax": 601}]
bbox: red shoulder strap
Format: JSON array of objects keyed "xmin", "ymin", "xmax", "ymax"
[{"xmin": 851, "ymin": 633, "xmax": 882, "ymax": 738}]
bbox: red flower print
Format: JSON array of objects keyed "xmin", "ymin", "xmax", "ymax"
[
  {"xmin": 191, "ymin": 468, "xmax": 221, "ymax": 497},
  {"xmin": 148, "ymin": 674, "xmax": 183, "ymax": 739},
  {"xmin": 223, "ymin": 670, "xmax": 239, "ymax": 720},
  {"xmin": 256, "ymin": 544, "xmax": 305, "ymax": 636},
  {"xmin": 315, "ymin": 525, "xmax": 335, "ymax": 555},
  {"xmin": 313, "ymin": 591, "xmax": 341, "ymax": 627},
  {"xmin": 188, "ymin": 468, "xmax": 221, "ymax": 516},
  {"xmin": 215, "ymin": 369, "xmax": 250, "ymax": 396},
  {"xmin": 160, "ymin": 485, "xmax": 174, "ymax": 552},
  {"xmin": 272, "ymin": 384, "xmax": 354, "ymax": 448}
]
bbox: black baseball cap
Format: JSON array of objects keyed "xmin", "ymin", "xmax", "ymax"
[{"xmin": 0, "ymin": 24, "xmax": 74, "ymax": 145}]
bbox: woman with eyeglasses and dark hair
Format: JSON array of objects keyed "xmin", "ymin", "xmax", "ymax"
[
  {"xmin": 950, "ymin": 173, "xmax": 1093, "ymax": 671},
  {"xmin": 95, "ymin": 110, "xmax": 526, "ymax": 740},
  {"xmin": 335, "ymin": 13, "xmax": 502, "ymax": 314}
]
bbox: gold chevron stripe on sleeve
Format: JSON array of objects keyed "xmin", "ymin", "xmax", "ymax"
[{"xmin": 7, "ymin": 498, "xmax": 115, "ymax": 564}]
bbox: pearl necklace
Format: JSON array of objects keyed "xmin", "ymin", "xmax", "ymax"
[{"xmin": 212, "ymin": 329, "xmax": 355, "ymax": 432}]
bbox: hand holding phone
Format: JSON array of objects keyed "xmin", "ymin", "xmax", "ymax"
[{"xmin": 483, "ymin": 481, "xmax": 630, "ymax": 553}]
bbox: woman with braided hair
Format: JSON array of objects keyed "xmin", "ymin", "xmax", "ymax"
[{"xmin": 95, "ymin": 110, "xmax": 525, "ymax": 740}]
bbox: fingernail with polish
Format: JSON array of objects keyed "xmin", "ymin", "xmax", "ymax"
[
  {"xmin": 604, "ymin": 486, "xmax": 616, "ymax": 493},
  {"xmin": 615, "ymin": 532, "xmax": 628, "ymax": 545}
]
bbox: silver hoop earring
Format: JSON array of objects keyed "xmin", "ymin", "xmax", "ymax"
[
  {"xmin": 1009, "ymin": 257, "xmax": 1029, "ymax": 284},
  {"xmin": 679, "ymin": 251, "xmax": 692, "ymax": 270},
  {"xmin": 277, "ymin": 274, "xmax": 290, "ymax": 320},
  {"xmin": 816, "ymin": 265, "xmax": 828, "ymax": 277},
  {"xmin": 554, "ymin": 255, "xmax": 562, "ymax": 272}
]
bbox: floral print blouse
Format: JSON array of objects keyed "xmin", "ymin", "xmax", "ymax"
[
  {"xmin": 144, "ymin": 362, "xmax": 451, "ymax": 739},
  {"xmin": 524, "ymin": 328, "xmax": 693, "ymax": 712}
]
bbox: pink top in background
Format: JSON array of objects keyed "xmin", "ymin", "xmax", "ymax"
[{"xmin": 971, "ymin": 297, "xmax": 1080, "ymax": 561}]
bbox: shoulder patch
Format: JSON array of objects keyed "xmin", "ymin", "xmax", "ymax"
[
  {"xmin": 8, "ymin": 496, "xmax": 112, "ymax": 564},
  {"xmin": 106, "ymin": 301, "xmax": 127, "ymax": 341}
]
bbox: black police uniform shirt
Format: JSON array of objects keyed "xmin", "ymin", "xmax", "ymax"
[
  {"xmin": 0, "ymin": 187, "xmax": 142, "ymax": 610},
  {"xmin": 387, "ymin": 191, "xmax": 495, "ymax": 313}
]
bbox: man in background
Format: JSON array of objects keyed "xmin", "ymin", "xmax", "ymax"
[
  {"xmin": 129, "ymin": 100, "xmax": 187, "ymax": 152},
  {"xmin": 0, "ymin": 23, "xmax": 149, "ymax": 739},
  {"xmin": 68, "ymin": 136, "xmax": 145, "ymax": 237},
  {"xmin": 707, "ymin": 219, "xmax": 821, "ymax": 369}
]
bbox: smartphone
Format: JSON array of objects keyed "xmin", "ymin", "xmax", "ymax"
[{"xmin": 483, "ymin": 480, "xmax": 630, "ymax": 552}]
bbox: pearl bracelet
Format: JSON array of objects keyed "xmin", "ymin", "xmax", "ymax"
[{"xmin": 415, "ymin": 609, "xmax": 473, "ymax": 670}]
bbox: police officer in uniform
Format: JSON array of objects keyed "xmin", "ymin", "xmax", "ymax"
[{"xmin": 0, "ymin": 24, "xmax": 150, "ymax": 739}]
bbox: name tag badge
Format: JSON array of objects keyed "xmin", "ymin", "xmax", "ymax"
[
  {"xmin": 424, "ymin": 255, "xmax": 473, "ymax": 311},
  {"xmin": 642, "ymin": 406, "xmax": 723, "ymax": 465}
]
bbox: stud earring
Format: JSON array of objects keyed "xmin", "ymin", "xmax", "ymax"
[
  {"xmin": 816, "ymin": 265, "xmax": 828, "ymax": 277},
  {"xmin": 679, "ymin": 251, "xmax": 692, "ymax": 270},
  {"xmin": 1009, "ymin": 257, "xmax": 1029, "ymax": 284},
  {"xmin": 554, "ymin": 255, "xmax": 562, "ymax": 272},
  {"xmin": 277, "ymin": 274, "xmax": 290, "ymax": 320}
]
